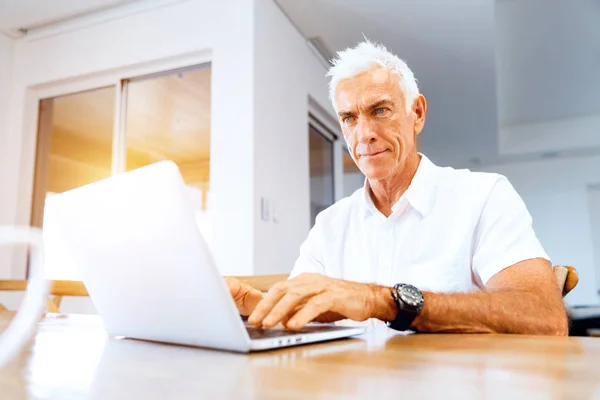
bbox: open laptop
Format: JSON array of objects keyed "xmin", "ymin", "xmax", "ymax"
[{"xmin": 43, "ymin": 161, "xmax": 365, "ymax": 352}]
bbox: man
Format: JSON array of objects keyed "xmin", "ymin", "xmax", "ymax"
[{"xmin": 227, "ymin": 40, "xmax": 568, "ymax": 335}]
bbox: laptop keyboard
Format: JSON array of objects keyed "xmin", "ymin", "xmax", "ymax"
[{"xmin": 246, "ymin": 325, "xmax": 346, "ymax": 340}]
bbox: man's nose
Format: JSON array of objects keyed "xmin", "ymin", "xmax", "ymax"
[{"xmin": 356, "ymin": 118, "xmax": 376, "ymax": 144}]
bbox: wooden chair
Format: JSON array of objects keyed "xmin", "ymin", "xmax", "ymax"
[
  {"xmin": 0, "ymin": 280, "xmax": 89, "ymax": 312},
  {"xmin": 0, "ymin": 277, "xmax": 285, "ymax": 312},
  {"xmin": 0, "ymin": 277, "xmax": 288, "ymax": 313},
  {"xmin": 553, "ymin": 265, "xmax": 578, "ymax": 297}
]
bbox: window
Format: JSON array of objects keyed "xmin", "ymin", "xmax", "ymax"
[
  {"xmin": 33, "ymin": 87, "xmax": 116, "ymax": 281},
  {"xmin": 32, "ymin": 64, "xmax": 211, "ymax": 279},
  {"xmin": 124, "ymin": 68, "xmax": 213, "ymax": 247},
  {"xmin": 125, "ymin": 68, "xmax": 211, "ymax": 187},
  {"xmin": 307, "ymin": 115, "xmax": 366, "ymax": 227},
  {"xmin": 308, "ymin": 123, "xmax": 335, "ymax": 227},
  {"xmin": 32, "ymin": 87, "xmax": 115, "ymax": 204}
]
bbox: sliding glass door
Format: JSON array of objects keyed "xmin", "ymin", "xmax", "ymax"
[{"xmin": 32, "ymin": 64, "xmax": 212, "ymax": 279}]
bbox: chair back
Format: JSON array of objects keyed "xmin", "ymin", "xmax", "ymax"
[{"xmin": 553, "ymin": 266, "xmax": 578, "ymax": 297}]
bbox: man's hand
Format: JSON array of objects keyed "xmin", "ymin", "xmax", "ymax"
[
  {"xmin": 247, "ymin": 273, "xmax": 394, "ymax": 330},
  {"xmin": 225, "ymin": 277, "xmax": 263, "ymax": 316}
]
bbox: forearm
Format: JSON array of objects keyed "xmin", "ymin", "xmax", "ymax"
[
  {"xmin": 411, "ymin": 290, "xmax": 568, "ymax": 335},
  {"xmin": 367, "ymin": 283, "xmax": 568, "ymax": 335}
]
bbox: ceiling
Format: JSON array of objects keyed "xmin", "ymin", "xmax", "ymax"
[
  {"xmin": 0, "ymin": 0, "xmax": 137, "ymax": 37},
  {"xmin": 2, "ymin": 0, "xmax": 598, "ymax": 167},
  {"xmin": 496, "ymin": 0, "xmax": 600, "ymax": 126},
  {"xmin": 277, "ymin": 0, "xmax": 600, "ymax": 166}
]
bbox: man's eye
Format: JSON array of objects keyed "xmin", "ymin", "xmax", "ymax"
[
  {"xmin": 375, "ymin": 108, "xmax": 386, "ymax": 115},
  {"xmin": 343, "ymin": 116, "xmax": 355, "ymax": 123}
]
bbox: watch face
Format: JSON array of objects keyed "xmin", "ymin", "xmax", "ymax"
[{"xmin": 398, "ymin": 284, "xmax": 424, "ymax": 308}]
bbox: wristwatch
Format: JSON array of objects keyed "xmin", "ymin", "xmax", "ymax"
[{"xmin": 387, "ymin": 283, "xmax": 424, "ymax": 331}]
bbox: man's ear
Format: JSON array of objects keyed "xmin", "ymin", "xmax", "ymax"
[{"xmin": 413, "ymin": 94, "xmax": 427, "ymax": 136}]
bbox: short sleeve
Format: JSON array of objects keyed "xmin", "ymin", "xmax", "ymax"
[
  {"xmin": 289, "ymin": 214, "xmax": 326, "ymax": 279},
  {"xmin": 473, "ymin": 176, "xmax": 550, "ymax": 285}
]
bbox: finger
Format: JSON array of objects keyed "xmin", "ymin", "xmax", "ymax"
[
  {"xmin": 261, "ymin": 292, "xmax": 307, "ymax": 328},
  {"xmin": 225, "ymin": 277, "xmax": 262, "ymax": 316},
  {"xmin": 225, "ymin": 277, "xmax": 245, "ymax": 301},
  {"xmin": 280, "ymin": 304, "xmax": 302, "ymax": 327},
  {"xmin": 248, "ymin": 282, "xmax": 288, "ymax": 327},
  {"xmin": 285, "ymin": 294, "xmax": 333, "ymax": 330},
  {"xmin": 241, "ymin": 288, "xmax": 263, "ymax": 316}
]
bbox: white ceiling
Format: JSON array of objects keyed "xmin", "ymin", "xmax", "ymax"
[
  {"xmin": 0, "ymin": 0, "xmax": 136, "ymax": 37},
  {"xmin": 496, "ymin": 0, "xmax": 600, "ymax": 126},
  {"xmin": 0, "ymin": 0, "xmax": 597, "ymax": 166},
  {"xmin": 276, "ymin": 0, "xmax": 600, "ymax": 166}
]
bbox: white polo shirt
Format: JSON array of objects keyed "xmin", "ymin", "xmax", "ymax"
[{"xmin": 290, "ymin": 154, "xmax": 550, "ymax": 294}]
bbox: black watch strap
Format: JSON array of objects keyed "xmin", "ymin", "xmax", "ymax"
[
  {"xmin": 386, "ymin": 283, "xmax": 423, "ymax": 331},
  {"xmin": 387, "ymin": 308, "xmax": 418, "ymax": 331}
]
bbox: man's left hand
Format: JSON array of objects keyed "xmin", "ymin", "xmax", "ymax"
[{"xmin": 247, "ymin": 273, "xmax": 379, "ymax": 330}]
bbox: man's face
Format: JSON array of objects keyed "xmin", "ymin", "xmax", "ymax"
[{"xmin": 335, "ymin": 66, "xmax": 426, "ymax": 181}]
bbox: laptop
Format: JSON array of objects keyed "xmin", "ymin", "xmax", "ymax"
[{"xmin": 43, "ymin": 161, "xmax": 365, "ymax": 352}]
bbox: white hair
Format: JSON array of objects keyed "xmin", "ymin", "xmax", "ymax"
[{"xmin": 327, "ymin": 39, "xmax": 419, "ymax": 113}]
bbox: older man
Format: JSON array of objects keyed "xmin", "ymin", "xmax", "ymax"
[{"xmin": 227, "ymin": 40, "xmax": 568, "ymax": 335}]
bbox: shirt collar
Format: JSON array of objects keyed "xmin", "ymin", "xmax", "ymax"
[{"xmin": 361, "ymin": 153, "xmax": 437, "ymax": 219}]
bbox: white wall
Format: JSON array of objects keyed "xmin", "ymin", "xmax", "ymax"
[
  {"xmin": 0, "ymin": 0, "xmax": 256, "ymax": 278},
  {"xmin": 0, "ymin": 34, "xmax": 13, "ymax": 149},
  {"xmin": 587, "ymin": 186, "xmax": 600, "ymax": 294},
  {"xmin": 252, "ymin": 0, "xmax": 333, "ymax": 275},
  {"xmin": 481, "ymin": 155, "xmax": 600, "ymax": 305},
  {"xmin": 0, "ymin": 33, "xmax": 15, "ymax": 279}
]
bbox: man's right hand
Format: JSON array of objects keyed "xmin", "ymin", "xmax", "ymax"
[{"xmin": 225, "ymin": 277, "xmax": 263, "ymax": 316}]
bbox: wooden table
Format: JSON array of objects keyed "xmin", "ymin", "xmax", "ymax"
[{"xmin": 1, "ymin": 312, "xmax": 600, "ymax": 399}]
